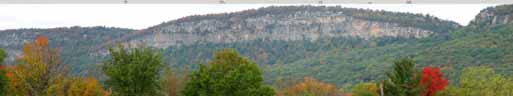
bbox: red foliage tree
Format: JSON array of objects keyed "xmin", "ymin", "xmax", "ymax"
[{"xmin": 420, "ymin": 66, "xmax": 448, "ymax": 96}]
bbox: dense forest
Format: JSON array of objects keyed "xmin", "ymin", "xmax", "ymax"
[{"xmin": 0, "ymin": 4, "xmax": 513, "ymax": 96}]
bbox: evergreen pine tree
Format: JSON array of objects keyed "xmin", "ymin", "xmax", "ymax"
[{"xmin": 383, "ymin": 59, "xmax": 424, "ymax": 96}]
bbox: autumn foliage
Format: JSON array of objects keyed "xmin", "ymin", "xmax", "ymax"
[
  {"xmin": 160, "ymin": 68, "xmax": 187, "ymax": 96},
  {"xmin": 8, "ymin": 35, "xmax": 67, "ymax": 95},
  {"xmin": 420, "ymin": 66, "xmax": 448, "ymax": 96},
  {"xmin": 279, "ymin": 77, "xmax": 340, "ymax": 96},
  {"xmin": 67, "ymin": 77, "xmax": 110, "ymax": 96},
  {"xmin": 3, "ymin": 35, "xmax": 109, "ymax": 96},
  {"xmin": 0, "ymin": 35, "xmax": 474, "ymax": 96}
]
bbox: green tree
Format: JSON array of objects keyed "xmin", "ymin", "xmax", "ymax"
[
  {"xmin": 383, "ymin": 59, "xmax": 424, "ymax": 96},
  {"xmin": 0, "ymin": 48, "xmax": 8, "ymax": 96},
  {"xmin": 0, "ymin": 48, "xmax": 5, "ymax": 63},
  {"xmin": 104, "ymin": 46, "xmax": 164, "ymax": 96},
  {"xmin": 439, "ymin": 66, "xmax": 513, "ymax": 96},
  {"xmin": 352, "ymin": 83, "xmax": 379, "ymax": 96},
  {"xmin": 183, "ymin": 49, "xmax": 275, "ymax": 96}
]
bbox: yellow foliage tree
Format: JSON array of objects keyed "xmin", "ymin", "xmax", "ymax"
[
  {"xmin": 351, "ymin": 83, "xmax": 379, "ymax": 96},
  {"xmin": 160, "ymin": 67, "xmax": 187, "ymax": 96},
  {"xmin": 279, "ymin": 77, "xmax": 341, "ymax": 96},
  {"xmin": 67, "ymin": 77, "xmax": 109, "ymax": 96},
  {"xmin": 8, "ymin": 35, "xmax": 69, "ymax": 95}
]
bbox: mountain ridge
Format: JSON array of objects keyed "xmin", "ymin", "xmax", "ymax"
[
  {"xmin": 0, "ymin": 5, "xmax": 511, "ymax": 86},
  {"xmin": 121, "ymin": 5, "xmax": 461, "ymax": 48},
  {"xmin": 262, "ymin": 4, "xmax": 513, "ymax": 86}
]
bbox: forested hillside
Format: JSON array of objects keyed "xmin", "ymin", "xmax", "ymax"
[
  {"xmin": 0, "ymin": 26, "xmax": 134, "ymax": 74},
  {"xmin": 271, "ymin": 4, "xmax": 513, "ymax": 88},
  {"xmin": 264, "ymin": 23, "xmax": 513, "ymax": 87},
  {"xmin": 133, "ymin": 5, "xmax": 461, "ymax": 71},
  {"xmin": 265, "ymin": 4, "xmax": 513, "ymax": 88},
  {"xmin": 0, "ymin": 5, "xmax": 461, "ymax": 75},
  {"xmin": 0, "ymin": 4, "xmax": 512, "ymax": 96},
  {"xmin": 156, "ymin": 4, "xmax": 513, "ymax": 91}
]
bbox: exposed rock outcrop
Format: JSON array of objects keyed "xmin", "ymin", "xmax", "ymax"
[
  {"xmin": 125, "ymin": 6, "xmax": 460, "ymax": 48},
  {"xmin": 469, "ymin": 4, "xmax": 513, "ymax": 28}
]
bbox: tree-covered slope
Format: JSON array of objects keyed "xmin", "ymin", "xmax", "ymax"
[
  {"xmin": 0, "ymin": 5, "xmax": 510, "ymax": 89},
  {"xmin": 0, "ymin": 6, "xmax": 461, "ymax": 76},
  {"xmin": 0, "ymin": 26, "xmax": 134, "ymax": 74},
  {"xmin": 144, "ymin": 5, "xmax": 461, "ymax": 73},
  {"xmin": 263, "ymin": 23, "xmax": 513, "ymax": 88},
  {"xmin": 260, "ymin": 4, "xmax": 513, "ymax": 88}
]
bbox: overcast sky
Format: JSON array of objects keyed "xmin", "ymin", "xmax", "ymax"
[{"xmin": 0, "ymin": 4, "xmax": 495, "ymax": 30}]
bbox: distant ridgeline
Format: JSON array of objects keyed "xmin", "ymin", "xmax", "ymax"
[
  {"xmin": 0, "ymin": 27, "xmax": 133, "ymax": 68},
  {"xmin": 1, "ymin": 4, "xmax": 513, "ymax": 87}
]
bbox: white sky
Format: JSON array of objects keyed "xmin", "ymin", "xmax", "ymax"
[{"xmin": 0, "ymin": 4, "xmax": 496, "ymax": 30}]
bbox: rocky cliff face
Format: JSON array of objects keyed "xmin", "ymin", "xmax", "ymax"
[
  {"xmin": 125, "ymin": 6, "xmax": 460, "ymax": 48},
  {"xmin": 469, "ymin": 4, "xmax": 513, "ymax": 28}
]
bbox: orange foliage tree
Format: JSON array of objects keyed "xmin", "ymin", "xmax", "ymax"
[
  {"xmin": 7, "ymin": 35, "xmax": 109, "ymax": 96},
  {"xmin": 279, "ymin": 77, "xmax": 341, "ymax": 96}
]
